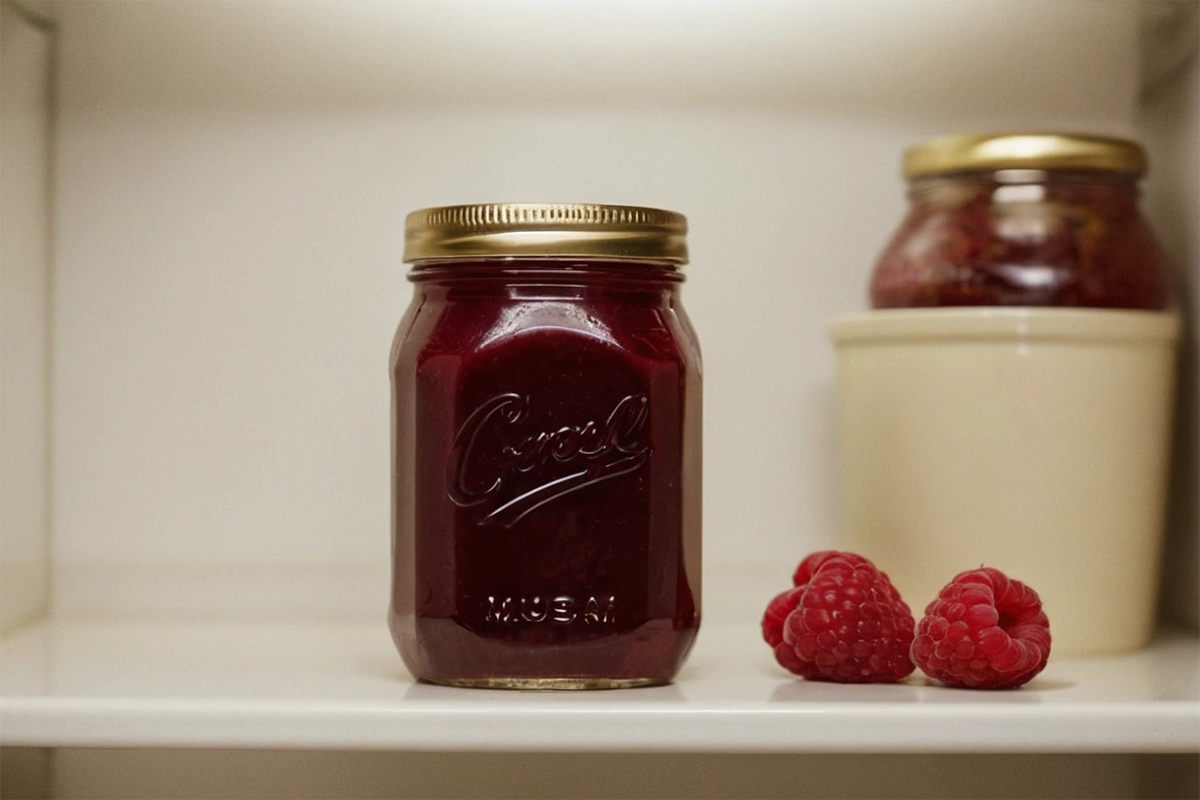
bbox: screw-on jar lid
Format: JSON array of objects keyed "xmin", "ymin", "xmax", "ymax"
[
  {"xmin": 903, "ymin": 133, "xmax": 1148, "ymax": 180},
  {"xmin": 403, "ymin": 203, "xmax": 688, "ymax": 264}
]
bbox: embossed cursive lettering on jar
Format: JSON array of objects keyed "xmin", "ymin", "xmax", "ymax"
[
  {"xmin": 448, "ymin": 393, "xmax": 652, "ymax": 528},
  {"xmin": 389, "ymin": 204, "xmax": 702, "ymax": 690}
]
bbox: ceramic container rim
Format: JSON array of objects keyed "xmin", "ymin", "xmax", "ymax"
[{"xmin": 828, "ymin": 308, "xmax": 1181, "ymax": 345}]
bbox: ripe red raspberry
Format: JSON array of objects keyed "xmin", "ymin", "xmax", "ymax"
[
  {"xmin": 912, "ymin": 567, "xmax": 1051, "ymax": 689},
  {"xmin": 766, "ymin": 551, "xmax": 916, "ymax": 683}
]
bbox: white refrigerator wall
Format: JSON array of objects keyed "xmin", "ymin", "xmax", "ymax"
[
  {"xmin": 28, "ymin": 1, "xmax": 1195, "ymax": 624},
  {"xmin": 1138, "ymin": 8, "xmax": 1200, "ymax": 631},
  {"xmin": 0, "ymin": 1, "xmax": 52, "ymax": 632}
]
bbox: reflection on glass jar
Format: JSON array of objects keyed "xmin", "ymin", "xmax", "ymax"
[{"xmin": 390, "ymin": 204, "xmax": 702, "ymax": 689}]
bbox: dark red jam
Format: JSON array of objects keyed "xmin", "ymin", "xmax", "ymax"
[
  {"xmin": 871, "ymin": 171, "xmax": 1174, "ymax": 310},
  {"xmin": 389, "ymin": 258, "xmax": 701, "ymax": 688}
]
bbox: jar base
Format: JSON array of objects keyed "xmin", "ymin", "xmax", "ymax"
[{"xmin": 423, "ymin": 676, "xmax": 667, "ymax": 691}]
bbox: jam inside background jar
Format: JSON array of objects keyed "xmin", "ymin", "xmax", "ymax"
[
  {"xmin": 871, "ymin": 134, "xmax": 1176, "ymax": 310},
  {"xmin": 390, "ymin": 205, "xmax": 701, "ymax": 689}
]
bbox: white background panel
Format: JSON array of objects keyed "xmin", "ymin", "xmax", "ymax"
[{"xmin": 47, "ymin": 0, "xmax": 1153, "ymax": 618}]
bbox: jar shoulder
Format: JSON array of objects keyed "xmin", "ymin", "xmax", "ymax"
[{"xmin": 392, "ymin": 293, "xmax": 701, "ymax": 372}]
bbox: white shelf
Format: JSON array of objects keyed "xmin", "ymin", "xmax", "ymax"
[{"xmin": 2, "ymin": 619, "xmax": 1196, "ymax": 753}]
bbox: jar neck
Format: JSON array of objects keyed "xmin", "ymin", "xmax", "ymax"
[
  {"xmin": 407, "ymin": 258, "xmax": 684, "ymax": 303},
  {"xmin": 408, "ymin": 258, "xmax": 684, "ymax": 285},
  {"xmin": 907, "ymin": 169, "xmax": 1140, "ymax": 209}
]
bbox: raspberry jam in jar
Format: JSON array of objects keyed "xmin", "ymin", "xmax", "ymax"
[
  {"xmin": 390, "ymin": 204, "xmax": 701, "ymax": 689},
  {"xmin": 871, "ymin": 133, "xmax": 1174, "ymax": 309}
]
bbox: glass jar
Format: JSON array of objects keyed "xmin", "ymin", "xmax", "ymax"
[
  {"xmin": 389, "ymin": 203, "xmax": 702, "ymax": 689},
  {"xmin": 870, "ymin": 133, "xmax": 1175, "ymax": 309}
]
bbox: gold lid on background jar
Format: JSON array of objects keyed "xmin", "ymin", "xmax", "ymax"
[
  {"xmin": 903, "ymin": 133, "xmax": 1148, "ymax": 180},
  {"xmin": 404, "ymin": 203, "xmax": 688, "ymax": 264}
]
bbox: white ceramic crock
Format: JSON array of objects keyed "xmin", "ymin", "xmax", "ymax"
[{"xmin": 829, "ymin": 308, "xmax": 1180, "ymax": 656}]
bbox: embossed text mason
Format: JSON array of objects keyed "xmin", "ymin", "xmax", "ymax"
[{"xmin": 389, "ymin": 204, "xmax": 702, "ymax": 689}]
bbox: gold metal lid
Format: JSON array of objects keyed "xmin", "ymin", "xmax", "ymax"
[
  {"xmin": 403, "ymin": 203, "xmax": 688, "ymax": 264},
  {"xmin": 903, "ymin": 133, "xmax": 1148, "ymax": 180}
]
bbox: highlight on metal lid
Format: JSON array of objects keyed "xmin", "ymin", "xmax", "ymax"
[
  {"xmin": 403, "ymin": 203, "xmax": 688, "ymax": 264},
  {"xmin": 902, "ymin": 133, "xmax": 1148, "ymax": 180}
]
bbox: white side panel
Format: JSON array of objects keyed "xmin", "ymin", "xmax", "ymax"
[
  {"xmin": 0, "ymin": 1, "xmax": 52, "ymax": 632},
  {"xmin": 1138, "ymin": 27, "xmax": 1200, "ymax": 632}
]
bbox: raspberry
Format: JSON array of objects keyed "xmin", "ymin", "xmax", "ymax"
[
  {"xmin": 912, "ymin": 567, "xmax": 1051, "ymax": 689},
  {"xmin": 768, "ymin": 551, "xmax": 916, "ymax": 683}
]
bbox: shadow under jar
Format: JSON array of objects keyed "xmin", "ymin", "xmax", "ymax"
[
  {"xmin": 390, "ymin": 204, "xmax": 702, "ymax": 689},
  {"xmin": 871, "ymin": 133, "xmax": 1175, "ymax": 310}
]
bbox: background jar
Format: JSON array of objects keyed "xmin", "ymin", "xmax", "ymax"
[
  {"xmin": 390, "ymin": 204, "xmax": 702, "ymax": 689},
  {"xmin": 870, "ymin": 133, "xmax": 1175, "ymax": 310},
  {"xmin": 834, "ymin": 134, "xmax": 1181, "ymax": 656}
]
